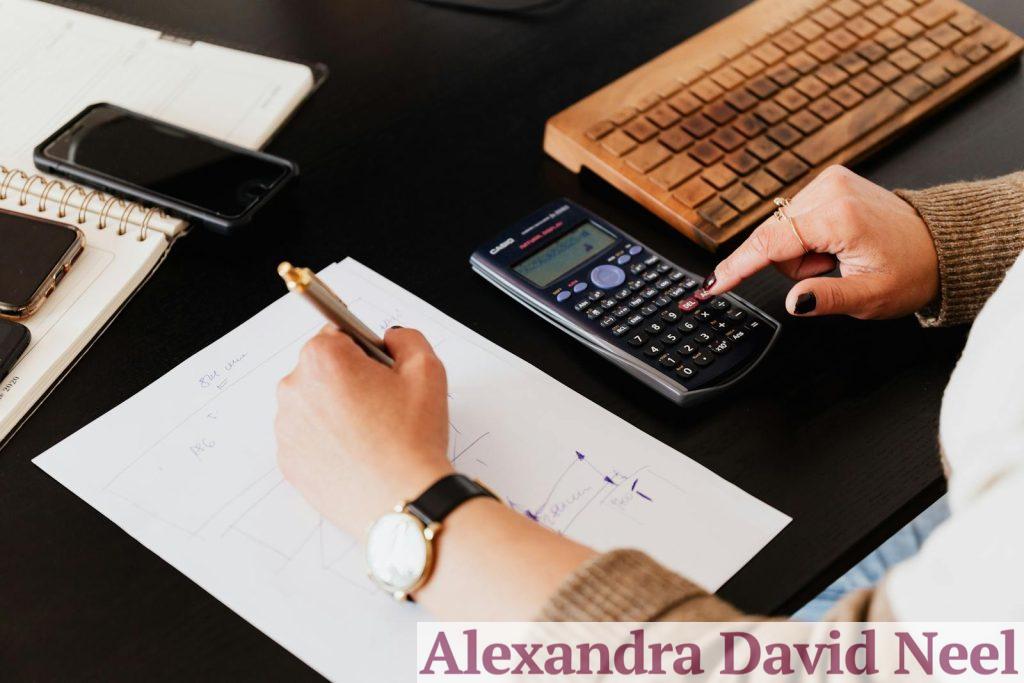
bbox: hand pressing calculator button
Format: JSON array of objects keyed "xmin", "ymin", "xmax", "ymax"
[{"xmin": 470, "ymin": 198, "xmax": 780, "ymax": 404}]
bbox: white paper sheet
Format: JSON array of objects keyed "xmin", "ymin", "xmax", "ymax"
[{"xmin": 35, "ymin": 259, "xmax": 791, "ymax": 682}]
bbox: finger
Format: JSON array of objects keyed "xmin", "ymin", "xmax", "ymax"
[
  {"xmin": 773, "ymin": 252, "xmax": 838, "ymax": 281},
  {"xmin": 786, "ymin": 273, "xmax": 887, "ymax": 318},
  {"xmin": 705, "ymin": 214, "xmax": 809, "ymax": 294},
  {"xmin": 383, "ymin": 327, "xmax": 443, "ymax": 375}
]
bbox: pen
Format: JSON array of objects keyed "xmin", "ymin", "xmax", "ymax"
[{"xmin": 277, "ymin": 262, "xmax": 395, "ymax": 367}]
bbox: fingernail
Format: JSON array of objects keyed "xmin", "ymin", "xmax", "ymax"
[
  {"xmin": 390, "ymin": 325, "xmax": 403, "ymax": 329},
  {"xmin": 702, "ymin": 272, "xmax": 717, "ymax": 291},
  {"xmin": 794, "ymin": 292, "xmax": 816, "ymax": 315}
]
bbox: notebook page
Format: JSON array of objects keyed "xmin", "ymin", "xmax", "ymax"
[
  {"xmin": 35, "ymin": 258, "xmax": 791, "ymax": 682},
  {"xmin": 0, "ymin": 0, "xmax": 315, "ymax": 236}
]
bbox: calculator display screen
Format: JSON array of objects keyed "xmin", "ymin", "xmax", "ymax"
[{"xmin": 512, "ymin": 222, "xmax": 615, "ymax": 288}]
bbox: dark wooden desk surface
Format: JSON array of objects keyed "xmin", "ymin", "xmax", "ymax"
[{"xmin": 2, "ymin": 0, "xmax": 1022, "ymax": 679}]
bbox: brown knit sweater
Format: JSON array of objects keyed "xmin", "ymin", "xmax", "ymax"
[{"xmin": 539, "ymin": 171, "xmax": 1024, "ymax": 624}]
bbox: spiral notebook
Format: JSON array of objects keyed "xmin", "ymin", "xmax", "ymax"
[{"xmin": 0, "ymin": 0, "xmax": 325, "ymax": 444}]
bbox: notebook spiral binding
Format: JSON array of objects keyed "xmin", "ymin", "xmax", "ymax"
[{"xmin": 0, "ymin": 164, "xmax": 166, "ymax": 242}]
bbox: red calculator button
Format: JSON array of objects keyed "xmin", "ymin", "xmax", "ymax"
[{"xmin": 678, "ymin": 297, "xmax": 699, "ymax": 312}]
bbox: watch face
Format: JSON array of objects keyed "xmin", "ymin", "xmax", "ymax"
[{"xmin": 365, "ymin": 512, "xmax": 429, "ymax": 594}]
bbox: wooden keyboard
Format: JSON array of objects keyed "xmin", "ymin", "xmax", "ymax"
[{"xmin": 544, "ymin": 0, "xmax": 1023, "ymax": 251}]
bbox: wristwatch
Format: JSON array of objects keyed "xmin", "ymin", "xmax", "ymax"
[{"xmin": 365, "ymin": 474, "xmax": 498, "ymax": 601}]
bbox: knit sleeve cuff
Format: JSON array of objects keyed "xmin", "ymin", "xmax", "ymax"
[
  {"xmin": 536, "ymin": 549, "xmax": 742, "ymax": 622},
  {"xmin": 895, "ymin": 172, "xmax": 1024, "ymax": 327}
]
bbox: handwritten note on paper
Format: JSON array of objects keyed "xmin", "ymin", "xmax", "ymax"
[{"xmin": 35, "ymin": 259, "xmax": 791, "ymax": 682}]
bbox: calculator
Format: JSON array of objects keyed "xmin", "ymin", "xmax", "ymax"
[{"xmin": 470, "ymin": 199, "xmax": 780, "ymax": 404}]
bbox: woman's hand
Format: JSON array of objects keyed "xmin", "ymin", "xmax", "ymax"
[
  {"xmin": 704, "ymin": 165, "xmax": 939, "ymax": 319},
  {"xmin": 275, "ymin": 326, "xmax": 454, "ymax": 536}
]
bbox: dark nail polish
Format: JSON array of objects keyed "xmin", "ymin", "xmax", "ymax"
[
  {"xmin": 794, "ymin": 292, "xmax": 816, "ymax": 315},
  {"xmin": 702, "ymin": 273, "xmax": 717, "ymax": 291},
  {"xmin": 390, "ymin": 325, "xmax": 403, "ymax": 329}
]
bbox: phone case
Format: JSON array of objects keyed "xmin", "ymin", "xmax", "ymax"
[
  {"xmin": 33, "ymin": 103, "xmax": 300, "ymax": 236},
  {"xmin": 0, "ymin": 208, "xmax": 85, "ymax": 319}
]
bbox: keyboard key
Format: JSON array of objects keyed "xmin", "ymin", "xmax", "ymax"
[
  {"xmin": 624, "ymin": 117, "xmax": 659, "ymax": 142},
  {"xmin": 744, "ymin": 169, "xmax": 784, "ymax": 198},
  {"xmin": 725, "ymin": 308, "xmax": 748, "ymax": 322},
  {"xmin": 809, "ymin": 96, "xmax": 844, "ymax": 121},
  {"xmin": 917, "ymin": 60, "xmax": 951, "ymax": 87},
  {"xmin": 678, "ymin": 341, "xmax": 699, "ymax": 356},
  {"xmin": 708, "ymin": 338, "xmax": 733, "ymax": 355},
  {"xmin": 875, "ymin": 26, "xmax": 907, "ymax": 50},
  {"xmin": 949, "ymin": 12, "xmax": 983, "ymax": 35},
  {"xmin": 705, "ymin": 101, "xmax": 739, "ymax": 125},
  {"xmin": 826, "ymin": 28, "xmax": 858, "ymax": 51},
  {"xmin": 709, "ymin": 318, "xmax": 730, "ymax": 331},
  {"xmin": 890, "ymin": 48, "xmax": 923, "ymax": 71},
  {"xmin": 724, "ymin": 87, "xmax": 759, "ymax": 112},
  {"xmin": 689, "ymin": 140, "xmax": 724, "ymax": 165},
  {"xmin": 793, "ymin": 90, "xmax": 907, "ymax": 165},
  {"xmin": 658, "ymin": 127, "xmax": 695, "ymax": 153},
  {"xmin": 772, "ymin": 31, "xmax": 805, "ymax": 53},
  {"xmin": 697, "ymin": 198, "xmax": 739, "ymax": 228},
  {"xmin": 856, "ymin": 41, "xmax": 888, "ymax": 64},
  {"xmin": 892, "ymin": 73, "xmax": 932, "ymax": 101},
  {"xmin": 692, "ymin": 352, "xmax": 715, "ymax": 367},
  {"xmin": 865, "ymin": 6, "xmax": 897, "ymax": 27},
  {"xmin": 848, "ymin": 17, "xmax": 877, "ymax": 40},
  {"xmin": 767, "ymin": 64, "xmax": 800, "ymax": 87},
  {"xmin": 817, "ymin": 63, "xmax": 849, "ymax": 87},
  {"xmin": 691, "ymin": 78, "xmax": 724, "ymax": 102},
  {"xmin": 869, "ymin": 60, "xmax": 903, "ymax": 83},
  {"xmin": 587, "ymin": 307, "xmax": 602, "ymax": 319},
  {"xmin": 724, "ymin": 150, "xmax": 759, "ymax": 175},
  {"xmin": 850, "ymin": 72, "xmax": 884, "ymax": 96},
  {"xmin": 660, "ymin": 309, "xmax": 681, "ymax": 324},
  {"xmin": 625, "ymin": 141, "xmax": 671, "ymax": 172},
  {"xmin": 612, "ymin": 324, "xmax": 631, "ymax": 337},
  {"xmin": 675, "ymin": 363, "xmax": 698, "ymax": 380},
  {"xmin": 702, "ymin": 163, "xmax": 738, "ymax": 190},
  {"xmin": 794, "ymin": 19, "xmax": 825, "ymax": 42},
  {"xmin": 678, "ymin": 320, "xmax": 698, "ymax": 334},
  {"xmin": 627, "ymin": 332, "xmax": 648, "ymax": 347},
  {"xmin": 694, "ymin": 288, "xmax": 714, "ymax": 302},
  {"xmin": 927, "ymin": 23, "xmax": 964, "ymax": 49},
  {"xmin": 892, "ymin": 16, "xmax": 926, "ymax": 39},
  {"xmin": 912, "ymin": 0, "xmax": 955, "ymax": 28},
  {"xmin": 612, "ymin": 305, "xmax": 630, "ymax": 317},
  {"xmin": 646, "ymin": 104, "xmax": 682, "ymax": 128},
  {"xmin": 748, "ymin": 76, "xmax": 780, "ymax": 99},
  {"xmin": 812, "ymin": 7, "xmax": 844, "ymax": 30},
  {"xmin": 907, "ymin": 37, "xmax": 941, "ymax": 60},
  {"xmin": 643, "ymin": 341, "xmax": 665, "ymax": 357},
  {"xmin": 673, "ymin": 176, "xmax": 716, "ymax": 207},
  {"xmin": 748, "ymin": 135, "xmax": 782, "ymax": 161},
  {"xmin": 806, "ymin": 39, "xmax": 839, "ymax": 62},
  {"xmin": 585, "ymin": 120, "xmax": 614, "ymax": 140},
  {"xmin": 681, "ymin": 113, "xmax": 716, "ymax": 138},
  {"xmin": 668, "ymin": 90, "xmax": 703, "ymax": 115},
  {"xmin": 831, "ymin": 83, "xmax": 865, "ymax": 108},
  {"xmin": 658, "ymin": 352, "xmax": 681, "ymax": 369},
  {"xmin": 733, "ymin": 54, "xmax": 767, "ymax": 77},
  {"xmin": 789, "ymin": 109, "xmax": 824, "ymax": 135},
  {"xmin": 678, "ymin": 297, "xmax": 700, "ymax": 313},
  {"xmin": 601, "ymin": 130, "xmax": 638, "ymax": 156},
  {"xmin": 711, "ymin": 65, "xmax": 745, "ymax": 90},
  {"xmin": 610, "ymin": 107, "xmax": 637, "ymax": 125},
  {"xmin": 832, "ymin": 0, "xmax": 860, "ymax": 19},
  {"xmin": 733, "ymin": 113, "xmax": 767, "ymax": 138},
  {"xmin": 600, "ymin": 315, "xmax": 616, "ymax": 328},
  {"xmin": 721, "ymin": 183, "xmax": 760, "ymax": 212},
  {"xmin": 659, "ymin": 328, "xmax": 682, "ymax": 345},
  {"xmin": 727, "ymin": 328, "xmax": 749, "ymax": 342},
  {"xmin": 711, "ymin": 126, "xmax": 745, "ymax": 151},
  {"xmin": 884, "ymin": 0, "xmax": 915, "ymax": 15},
  {"xmin": 767, "ymin": 122, "xmax": 803, "ymax": 147},
  {"xmin": 710, "ymin": 298, "xmax": 731, "ymax": 311},
  {"xmin": 635, "ymin": 93, "xmax": 661, "ymax": 111},
  {"xmin": 644, "ymin": 321, "xmax": 666, "ymax": 335},
  {"xmin": 786, "ymin": 51, "xmax": 818, "ymax": 75},
  {"xmin": 795, "ymin": 75, "xmax": 829, "ymax": 100},
  {"xmin": 649, "ymin": 154, "xmax": 701, "ymax": 189},
  {"xmin": 753, "ymin": 42, "xmax": 786, "ymax": 65},
  {"xmin": 766, "ymin": 152, "xmax": 809, "ymax": 183},
  {"xmin": 836, "ymin": 52, "xmax": 870, "ymax": 75},
  {"xmin": 775, "ymin": 88, "xmax": 810, "ymax": 112}
]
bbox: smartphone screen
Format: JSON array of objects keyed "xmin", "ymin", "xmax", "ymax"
[
  {"xmin": 0, "ymin": 211, "xmax": 81, "ymax": 310},
  {"xmin": 40, "ymin": 106, "xmax": 290, "ymax": 219}
]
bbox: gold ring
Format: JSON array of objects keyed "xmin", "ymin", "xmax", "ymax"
[
  {"xmin": 773, "ymin": 197, "xmax": 809, "ymax": 254},
  {"xmin": 99, "ymin": 196, "xmax": 126, "ymax": 230},
  {"xmin": 39, "ymin": 179, "xmax": 66, "ymax": 213},
  {"xmin": 140, "ymin": 207, "xmax": 166, "ymax": 242},
  {"xmin": 19, "ymin": 174, "xmax": 46, "ymax": 207}
]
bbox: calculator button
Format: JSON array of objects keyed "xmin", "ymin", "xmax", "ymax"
[
  {"xmin": 726, "ymin": 328, "xmax": 748, "ymax": 342},
  {"xmin": 643, "ymin": 342, "xmax": 664, "ymax": 357},
  {"xmin": 693, "ymin": 309, "xmax": 714, "ymax": 321},
  {"xmin": 590, "ymin": 264, "xmax": 627, "ymax": 290},
  {"xmin": 627, "ymin": 296, "xmax": 644, "ymax": 308},
  {"xmin": 678, "ymin": 319, "xmax": 698, "ymax": 334},
  {"xmin": 659, "ymin": 330, "xmax": 681, "ymax": 345},
  {"xmin": 658, "ymin": 353, "xmax": 680, "ymax": 369},
  {"xmin": 746, "ymin": 319, "xmax": 764, "ymax": 331},
  {"xmin": 628, "ymin": 245, "xmax": 643, "ymax": 256},
  {"xmin": 588, "ymin": 290, "xmax": 604, "ymax": 300},
  {"xmin": 600, "ymin": 316, "xmax": 616, "ymax": 328},
  {"xmin": 642, "ymin": 270, "xmax": 660, "ymax": 283},
  {"xmin": 678, "ymin": 298, "xmax": 699, "ymax": 312},
  {"xmin": 600, "ymin": 298, "xmax": 616, "ymax": 310},
  {"xmin": 692, "ymin": 352, "xmax": 714, "ymax": 367},
  {"xmin": 629, "ymin": 263, "xmax": 647, "ymax": 275},
  {"xmin": 616, "ymin": 255, "xmax": 631, "ymax": 265},
  {"xmin": 573, "ymin": 282, "xmax": 588, "ymax": 293},
  {"xmin": 657, "ymin": 263, "xmax": 672, "ymax": 274},
  {"xmin": 694, "ymin": 331, "xmax": 714, "ymax": 344},
  {"xmin": 709, "ymin": 319, "xmax": 729, "ymax": 331},
  {"xmin": 694, "ymin": 288, "xmax": 713, "ymax": 301},
  {"xmin": 675, "ymin": 364, "xmax": 697, "ymax": 379},
  {"xmin": 626, "ymin": 313, "xmax": 644, "ymax": 326},
  {"xmin": 641, "ymin": 287, "xmax": 658, "ymax": 300},
  {"xmin": 644, "ymin": 255, "xmax": 660, "ymax": 266},
  {"xmin": 725, "ymin": 308, "xmax": 747, "ymax": 322},
  {"xmin": 666, "ymin": 285, "xmax": 685, "ymax": 299},
  {"xmin": 574, "ymin": 300, "xmax": 591, "ymax": 312},
  {"xmin": 556, "ymin": 291, "xmax": 571, "ymax": 302},
  {"xmin": 708, "ymin": 338, "xmax": 731, "ymax": 354},
  {"xmin": 643, "ymin": 321, "xmax": 665, "ymax": 335},
  {"xmin": 681, "ymin": 277, "xmax": 699, "ymax": 290},
  {"xmin": 710, "ymin": 298, "xmax": 730, "ymax": 311},
  {"xmin": 678, "ymin": 341, "xmax": 698, "ymax": 356},
  {"xmin": 628, "ymin": 279, "xmax": 644, "ymax": 291},
  {"xmin": 659, "ymin": 309, "xmax": 680, "ymax": 323},
  {"xmin": 615, "ymin": 288, "xmax": 631, "ymax": 300},
  {"xmin": 669, "ymin": 270, "xmax": 685, "ymax": 282},
  {"xmin": 586, "ymin": 308, "xmax": 602, "ymax": 320},
  {"xmin": 627, "ymin": 332, "xmax": 648, "ymax": 347},
  {"xmin": 612, "ymin": 324, "xmax": 631, "ymax": 337},
  {"xmin": 640, "ymin": 304, "xmax": 658, "ymax": 316},
  {"xmin": 612, "ymin": 305, "xmax": 630, "ymax": 317},
  {"xmin": 655, "ymin": 278, "xmax": 672, "ymax": 290}
]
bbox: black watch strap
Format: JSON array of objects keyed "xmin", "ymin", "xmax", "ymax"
[{"xmin": 406, "ymin": 474, "xmax": 497, "ymax": 525}]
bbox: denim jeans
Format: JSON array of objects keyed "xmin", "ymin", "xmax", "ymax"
[{"xmin": 792, "ymin": 496, "xmax": 951, "ymax": 621}]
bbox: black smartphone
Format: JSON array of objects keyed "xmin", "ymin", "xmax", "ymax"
[
  {"xmin": 34, "ymin": 103, "xmax": 298, "ymax": 235},
  {"xmin": 0, "ymin": 209, "xmax": 85, "ymax": 319},
  {"xmin": 0, "ymin": 319, "xmax": 31, "ymax": 383}
]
